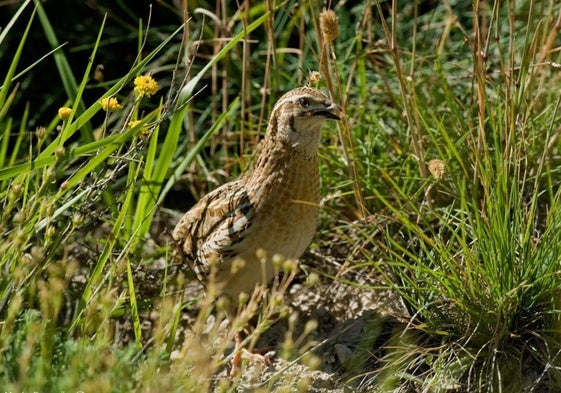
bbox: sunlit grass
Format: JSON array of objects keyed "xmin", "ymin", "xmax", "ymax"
[
  {"xmin": 348, "ymin": 1, "xmax": 561, "ymax": 391},
  {"xmin": 2, "ymin": 0, "xmax": 561, "ymax": 391}
]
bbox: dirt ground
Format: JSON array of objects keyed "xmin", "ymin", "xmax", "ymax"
[
  {"xmin": 167, "ymin": 245, "xmax": 405, "ymax": 392},
  {"xmin": 229, "ymin": 247, "xmax": 405, "ymax": 392}
]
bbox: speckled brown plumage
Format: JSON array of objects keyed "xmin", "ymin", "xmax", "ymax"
[
  {"xmin": 173, "ymin": 87, "xmax": 341, "ymax": 303},
  {"xmin": 172, "ymin": 86, "xmax": 341, "ymax": 376}
]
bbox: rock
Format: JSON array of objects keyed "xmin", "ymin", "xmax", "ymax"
[{"xmin": 334, "ymin": 343, "xmax": 354, "ymax": 370}]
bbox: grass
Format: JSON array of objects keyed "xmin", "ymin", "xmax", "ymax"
[{"xmin": 2, "ymin": 0, "xmax": 561, "ymax": 391}]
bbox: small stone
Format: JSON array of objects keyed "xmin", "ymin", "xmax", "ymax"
[
  {"xmin": 169, "ymin": 350, "xmax": 182, "ymax": 361},
  {"xmin": 334, "ymin": 344, "xmax": 354, "ymax": 370}
]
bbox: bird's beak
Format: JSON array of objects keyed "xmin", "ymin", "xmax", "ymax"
[{"xmin": 314, "ymin": 103, "xmax": 342, "ymax": 120}]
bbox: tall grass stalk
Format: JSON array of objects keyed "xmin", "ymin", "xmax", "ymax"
[{"xmin": 362, "ymin": 1, "xmax": 561, "ymax": 389}]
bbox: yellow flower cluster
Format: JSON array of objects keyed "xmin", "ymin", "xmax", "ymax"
[
  {"xmin": 134, "ymin": 75, "xmax": 159, "ymax": 97},
  {"xmin": 128, "ymin": 120, "xmax": 151, "ymax": 139},
  {"xmin": 100, "ymin": 97, "xmax": 122, "ymax": 112}
]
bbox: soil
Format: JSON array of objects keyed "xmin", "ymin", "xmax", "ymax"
[{"xmin": 229, "ymin": 248, "xmax": 406, "ymax": 392}]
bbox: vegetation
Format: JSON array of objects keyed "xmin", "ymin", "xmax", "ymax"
[{"xmin": 1, "ymin": 0, "xmax": 561, "ymax": 391}]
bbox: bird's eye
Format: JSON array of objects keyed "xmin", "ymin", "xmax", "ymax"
[{"xmin": 298, "ymin": 97, "xmax": 310, "ymax": 107}]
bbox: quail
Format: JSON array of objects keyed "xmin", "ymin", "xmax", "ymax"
[{"xmin": 173, "ymin": 86, "xmax": 342, "ymax": 375}]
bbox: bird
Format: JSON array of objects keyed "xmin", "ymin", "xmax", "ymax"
[{"xmin": 172, "ymin": 86, "xmax": 341, "ymax": 376}]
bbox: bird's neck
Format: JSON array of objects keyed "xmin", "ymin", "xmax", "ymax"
[
  {"xmin": 252, "ymin": 136, "xmax": 317, "ymax": 174},
  {"xmin": 246, "ymin": 136, "xmax": 319, "ymax": 201}
]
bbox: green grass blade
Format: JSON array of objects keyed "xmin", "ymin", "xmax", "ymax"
[
  {"xmin": 1, "ymin": 45, "xmax": 65, "ymax": 89},
  {"xmin": 174, "ymin": 11, "xmax": 270, "ymax": 109},
  {"xmin": 34, "ymin": 0, "xmax": 84, "ymax": 113},
  {"xmin": 126, "ymin": 257, "xmax": 142, "ymax": 348},
  {"xmin": 124, "ymin": 156, "xmax": 143, "ymax": 348},
  {"xmin": 61, "ymin": 114, "xmax": 157, "ymax": 191},
  {"xmin": 0, "ymin": 117, "xmax": 11, "ymax": 169},
  {"xmin": 0, "ymin": 4, "xmax": 36, "ymax": 115},
  {"xmin": 0, "ymin": 115, "xmax": 150, "ymax": 182},
  {"xmin": 133, "ymin": 97, "xmax": 240, "ymax": 240},
  {"xmin": 59, "ymin": 14, "xmax": 107, "ymax": 142},
  {"xmin": 0, "ymin": 26, "xmax": 185, "ymax": 184},
  {"xmin": 8, "ymin": 103, "xmax": 30, "ymax": 168},
  {"xmin": 127, "ymin": 12, "xmax": 270, "ymax": 240},
  {"xmin": 69, "ymin": 160, "xmax": 141, "ymax": 334},
  {"xmin": 158, "ymin": 97, "xmax": 240, "ymax": 206},
  {"xmin": 0, "ymin": 0, "xmax": 32, "ymax": 47}
]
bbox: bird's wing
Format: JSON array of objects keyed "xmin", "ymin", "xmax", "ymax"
[{"xmin": 172, "ymin": 179, "xmax": 255, "ymax": 278}]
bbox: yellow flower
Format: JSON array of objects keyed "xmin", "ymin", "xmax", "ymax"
[
  {"xmin": 58, "ymin": 107, "xmax": 72, "ymax": 120},
  {"xmin": 134, "ymin": 75, "xmax": 159, "ymax": 97},
  {"xmin": 320, "ymin": 10, "xmax": 339, "ymax": 44},
  {"xmin": 128, "ymin": 120, "xmax": 151, "ymax": 139},
  {"xmin": 100, "ymin": 97, "xmax": 122, "ymax": 112}
]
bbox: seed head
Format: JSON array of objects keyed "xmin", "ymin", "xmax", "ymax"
[
  {"xmin": 93, "ymin": 64, "xmax": 104, "ymax": 82},
  {"xmin": 304, "ymin": 319, "xmax": 318, "ymax": 334},
  {"xmin": 230, "ymin": 257, "xmax": 245, "ymax": 274},
  {"xmin": 256, "ymin": 248, "xmax": 267, "ymax": 261},
  {"xmin": 237, "ymin": 292, "xmax": 249, "ymax": 306},
  {"xmin": 55, "ymin": 146, "xmax": 66, "ymax": 159},
  {"xmin": 320, "ymin": 10, "xmax": 339, "ymax": 44},
  {"xmin": 428, "ymin": 159, "xmax": 446, "ymax": 180},
  {"xmin": 45, "ymin": 225, "xmax": 56, "ymax": 239},
  {"xmin": 35, "ymin": 126, "xmax": 46, "ymax": 140},
  {"xmin": 8, "ymin": 183, "xmax": 23, "ymax": 203},
  {"xmin": 306, "ymin": 71, "xmax": 322, "ymax": 85},
  {"xmin": 306, "ymin": 271, "xmax": 320, "ymax": 286},
  {"xmin": 305, "ymin": 354, "xmax": 322, "ymax": 370},
  {"xmin": 13, "ymin": 211, "xmax": 25, "ymax": 224},
  {"xmin": 31, "ymin": 246, "xmax": 45, "ymax": 263},
  {"xmin": 216, "ymin": 295, "xmax": 231, "ymax": 311},
  {"xmin": 72, "ymin": 214, "xmax": 84, "ymax": 226}
]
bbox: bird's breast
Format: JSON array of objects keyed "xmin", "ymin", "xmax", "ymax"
[
  {"xmin": 214, "ymin": 153, "xmax": 320, "ymax": 300},
  {"xmin": 248, "ymin": 155, "xmax": 320, "ymax": 258}
]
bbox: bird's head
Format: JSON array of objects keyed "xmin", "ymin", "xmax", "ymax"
[{"xmin": 268, "ymin": 87, "xmax": 342, "ymax": 154}]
